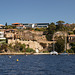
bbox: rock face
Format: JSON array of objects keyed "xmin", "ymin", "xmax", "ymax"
[{"xmin": 8, "ymin": 39, "xmax": 43, "ymax": 51}]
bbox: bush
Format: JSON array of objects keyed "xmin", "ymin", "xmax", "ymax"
[
  {"xmin": 40, "ymin": 43, "xmax": 47, "ymax": 48},
  {"xmin": 43, "ymin": 51, "xmax": 49, "ymax": 53},
  {"xmin": 68, "ymin": 31, "xmax": 74, "ymax": 35},
  {"xmin": 67, "ymin": 49, "xmax": 74, "ymax": 53},
  {"xmin": 73, "ymin": 30, "xmax": 75, "ymax": 34},
  {"xmin": 26, "ymin": 48, "xmax": 35, "ymax": 53}
]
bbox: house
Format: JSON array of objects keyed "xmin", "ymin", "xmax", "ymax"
[
  {"xmin": 63, "ymin": 24, "xmax": 70, "ymax": 27},
  {"xmin": 12, "ymin": 23, "xmax": 26, "ymax": 29},
  {"xmin": 4, "ymin": 29, "xmax": 17, "ymax": 40},
  {"xmin": 68, "ymin": 35, "xmax": 75, "ymax": 43},
  {"xmin": 22, "ymin": 23, "xmax": 35, "ymax": 28},
  {"xmin": 22, "ymin": 23, "xmax": 49, "ymax": 28},
  {"xmin": 0, "ymin": 32, "xmax": 6, "ymax": 43},
  {"xmin": 34, "ymin": 23, "xmax": 49, "ymax": 28},
  {"xmin": 16, "ymin": 25, "xmax": 26, "ymax": 29},
  {"xmin": 0, "ymin": 24, "xmax": 5, "ymax": 29},
  {"xmin": 12, "ymin": 23, "xmax": 22, "ymax": 26}
]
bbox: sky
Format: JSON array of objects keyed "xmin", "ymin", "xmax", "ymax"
[{"xmin": 0, "ymin": 0, "xmax": 75, "ymax": 25}]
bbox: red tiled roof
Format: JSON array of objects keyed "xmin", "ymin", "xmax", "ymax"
[
  {"xmin": 0, "ymin": 24, "xmax": 4, "ymax": 26},
  {"xmin": 12, "ymin": 23, "xmax": 21, "ymax": 24},
  {"xmin": 64, "ymin": 24, "xmax": 70, "ymax": 26}
]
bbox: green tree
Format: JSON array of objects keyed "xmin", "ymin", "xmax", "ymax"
[
  {"xmin": 55, "ymin": 38, "xmax": 65, "ymax": 53},
  {"xmin": 71, "ymin": 46, "xmax": 75, "ymax": 53},
  {"xmin": 0, "ymin": 43, "xmax": 8, "ymax": 52},
  {"xmin": 56, "ymin": 20, "xmax": 65, "ymax": 24},
  {"xmin": 46, "ymin": 22, "xmax": 56, "ymax": 40},
  {"xmin": 73, "ymin": 30, "xmax": 75, "ymax": 34},
  {"xmin": 70, "ymin": 42, "xmax": 75, "ymax": 53},
  {"xmin": 5, "ymin": 22, "xmax": 7, "ymax": 26},
  {"xmin": 47, "ymin": 22, "xmax": 56, "ymax": 34},
  {"xmin": 14, "ymin": 42, "xmax": 26, "ymax": 52},
  {"xmin": 56, "ymin": 20, "xmax": 65, "ymax": 31}
]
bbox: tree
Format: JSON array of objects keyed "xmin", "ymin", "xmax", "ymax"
[
  {"xmin": 46, "ymin": 22, "xmax": 56, "ymax": 40},
  {"xmin": 0, "ymin": 43, "xmax": 8, "ymax": 52},
  {"xmin": 55, "ymin": 38, "xmax": 65, "ymax": 53},
  {"xmin": 73, "ymin": 30, "xmax": 75, "ymax": 34},
  {"xmin": 56, "ymin": 20, "xmax": 65, "ymax": 25},
  {"xmin": 47, "ymin": 22, "xmax": 56, "ymax": 34},
  {"xmin": 70, "ymin": 42, "xmax": 75, "ymax": 53},
  {"xmin": 5, "ymin": 22, "xmax": 7, "ymax": 26},
  {"xmin": 56, "ymin": 20, "xmax": 65, "ymax": 31},
  {"xmin": 14, "ymin": 42, "xmax": 26, "ymax": 52}
]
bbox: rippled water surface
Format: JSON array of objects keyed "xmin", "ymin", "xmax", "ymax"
[{"xmin": 0, "ymin": 55, "xmax": 75, "ymax": 75}]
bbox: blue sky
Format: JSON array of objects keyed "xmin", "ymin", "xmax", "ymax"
[{"xmin": 0, "ymin": 0, "xmax": 75, "ymax": 25}]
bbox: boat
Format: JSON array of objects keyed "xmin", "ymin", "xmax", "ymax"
[
  {"xmin": 50, "ymin": 51, "xmax": 58, "ymax": 55},
  {"xmin": 50, "ymin": 34, "xmax": 58, "ymax": 55}
]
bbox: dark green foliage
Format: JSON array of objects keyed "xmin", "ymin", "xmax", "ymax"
[
  {"xmin": 56, "ymin": 20, "xmax": 65, "ymax": 31},
  {"xmin": 71, "ymin": 46, "xmax": 75, "ymax": 53},
  {"xmin": 47, "ymin": 22, "xmax": 56, "ymax": 34},
  {"xmin": 67, "ymin": 49, "xmax": 74, "ymax": 53},
  {"xmin": 46, "ymin": 34, "xmax": 53, "ymax": 41},
  {"xmin": 70, "ymin": 42, "xmax": 75, "ymax": 53},
  {"xmin": 5, "ymin": 22, "xmax": 7, "ymax": 26},
  {"xmin": 70, "ymin": 42, "xmax": 75, "ymax": 46},
  {"xmin": 68, "ymin": 31, "xmax": 74, "ymax": 35},
  {"xmin": 5, "ymin": 25, "xmax": 14, "ymax": 29},
  {"xmin": 56, "ymin": 20, "xmax": 65, "ymax": 24},
  {"xmin": 55, "ymin": 39, "xmax": 65, "ymax": 53},
  {"xmin": 26, "ymin": 48, "xmax": 35, "ymax": 53},
  {"xmin": 0, "ymin": 43, "xmax": 8, "ymax": 52},
  {"xmin": 40, "ymin": 43, "xmax": 47, "ymax": 48},
  {"xmin": 14, "ymin": 42, "xmax": 26, "ymax": 52},
  {"xmin": 46, "ymin": 22, "xmax": 56, "ymax": 40},
  {"xmin": 35, "ymin": 28, "xmax": 46, "ymax": 31},
  {"xmin": 73, "ymin": 30, "xmax": 75, "ymax": 34},
  {"xmin": 43, "ymin": 51, "xmax": 49, "ymax": 53},
  {"xmin": 20, "ymin": 44, "xmax": 26, "ymax": 51}
]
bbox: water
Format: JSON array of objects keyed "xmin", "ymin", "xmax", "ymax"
[{"xmin": 0, "ymin": 55, "xmax": 75, "ymax": 75}]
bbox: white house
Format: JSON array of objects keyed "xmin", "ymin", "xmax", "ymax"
[{"xmin": 0, "ymin": 32, "xmax": 6, "ymax": 43}]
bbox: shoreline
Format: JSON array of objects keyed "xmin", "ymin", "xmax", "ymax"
[{"xmin": 0, "ymin": 53, "xmax": 75, "ymax": 55}]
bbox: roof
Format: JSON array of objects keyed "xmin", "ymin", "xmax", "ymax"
[
  {"xmin": 12, "ymin": 23, "xmax": 21, "ymax": 25},
  {"xmin": 0, "ymin": 24, "xmax": 4, "ymax": 26}
]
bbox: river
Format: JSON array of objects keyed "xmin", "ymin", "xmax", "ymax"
[{"xmin": 0, "ymin": 55, "xmax": 75, "ymax": 75}]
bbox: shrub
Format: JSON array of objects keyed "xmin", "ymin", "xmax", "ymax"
[
  {"xmin": 67, "ymin": 49, "xmax": 74, "ymax": 53},
  {"xmin": 40, "ymin": 43, "xmax": 47, "ymax": 48},
  {"xmin": 43, "ymin": 51, "xmax": 49, "ymax": 53},
  {"xmin": 26, "ymin": 48, "xmax": 35, "ymax": 53}
]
